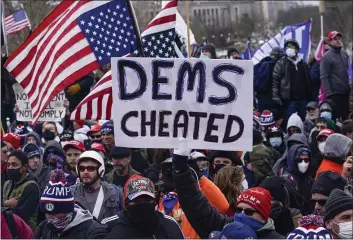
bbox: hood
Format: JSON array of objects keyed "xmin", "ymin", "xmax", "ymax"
[
  {"xmin": 287, "ymin": 113, "xmax": 304, "ymax": 133},
  {"xmin": 286, "ymin": 145, "xmax": 310, "ymax": 174},
  {"xmin": 43, "ymin": 141, "xmax": 65, "ymax": 166},
  {"xmin": 319, "ymin": 101, "xmax": 332, "ymax": 112},
  {"xmin": 63, "ymin": 207, "xmax": 93, "ymax": 232},
  {"xmin": 22, "ymin": 143, "xmax": 44, "ymax": 176},
  {"xmin": 250, "ymin": 143, "xmax": 274, "ymax": 165},
  {"xmin": 287, "ymin": 133, "xmax": 309, "ymax": 148},
  {"xmin": 24, "ymin": 131, "xmax": 42, "ymax": 148},
  {"xmin": 258, "ymin": 218, "xmax": 275, "ymax": 232}
]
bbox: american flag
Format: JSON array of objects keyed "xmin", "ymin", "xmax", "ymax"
[
  {"xmin": 314, "ymin": 39, "xmax": 326, "ymax": 63},
  {"xmin": 4, "ymin": 0, "xmax": 141, "ymax": 122},
  {"xmin": 4, "ymin": 9, "xmax": 31, "ymax": 35},
  {"xmin": 70, "ymin": 0, "xmax": 180, "ymax": 120}
]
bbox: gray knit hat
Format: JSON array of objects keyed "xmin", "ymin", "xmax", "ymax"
[
  {"xmin": 324, "ymin": 189, "xmax": 353, "ymax": 221},
  {"xmin": 323, "ymin": 134, "xmax": 352, "ymax": 162}
]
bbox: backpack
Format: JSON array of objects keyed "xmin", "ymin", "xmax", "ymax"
[
  {"xmin": 254, "ymin": 57, "xmax": 277, "ymax": 94},
  {"xmin": 3, "ymin": 209, "xmax": 19, "ymax": 239}
]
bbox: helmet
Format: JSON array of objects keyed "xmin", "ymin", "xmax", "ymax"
[
  {"xmin": 284, "ymin": 39, "xmax": 300, "ymax": 50},
  {"xmin": 76, "ymin": 151, "xmax": 105, "ymax": 178}
]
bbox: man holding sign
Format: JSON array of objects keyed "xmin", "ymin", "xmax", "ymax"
[{"xmin": 111, "ymin": 58, "xmax": 253, "ymax": 152}]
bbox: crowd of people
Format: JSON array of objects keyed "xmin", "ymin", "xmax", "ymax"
[{"xmin": 1, "ymin": 30, "xmax": 352, "ymax": 239}]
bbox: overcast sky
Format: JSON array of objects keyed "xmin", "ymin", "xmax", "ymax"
[{"xmin": 302, "ymin": 1, "xmax": 319, "ymax": 6}]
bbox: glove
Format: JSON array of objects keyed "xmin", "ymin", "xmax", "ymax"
[
  {"xmin": 172, "ymin": 138, "xmax": 190, "ymax": 173},
  {"xmin": 270, "ymin": 201, "xmax": 283, "ymax": 220},
  {"xmin": 273, "ymin": 98, "xmax": 282, "ymax": 106},
  {"xmin": 67, "ymin": 84, "xmax": 81, "ymax": 95}
]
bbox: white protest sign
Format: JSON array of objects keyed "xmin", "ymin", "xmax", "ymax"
[
  {"xmin": 112, "ymin": 58, "xmax": 253, "ymax": 151},
  {"xmin": 13, "ymin": 83, "xmax": 66, "ymax": 122}
]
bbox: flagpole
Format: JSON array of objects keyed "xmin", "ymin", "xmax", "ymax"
[
  {"xmin": 184, "ymin": 0, "xmax": 191, "ymax": 58},
  {"xmin": 1, "ymin": 0, "xmax": 8, "ymax": 55},
  {"xmin": 320, "ymin": 15, "xmax": 323, "ymax": 40},
  {"xmin": 126, "ymin": 0, "xmax": 145, "ymax": 57}
]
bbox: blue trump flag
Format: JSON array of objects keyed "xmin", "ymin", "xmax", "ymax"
[
  {"xmin": 252, "ymin": 19, "xmax": 312, "ymax": 64},
  {"xmin": 348, "ymin": 57, "xmax": 352, "ymax": 84},
  {"xmin": 241, "ymin": 41, "xmax": 255, "ymax": 60}
]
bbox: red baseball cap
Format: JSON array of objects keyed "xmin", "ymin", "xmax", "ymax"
[
  {"xmin": 328, "ymin": 31, "xmax": 342, "ymax": 41},
  {"xmin": 88, "ymin": 124, "xmax": 102, "ymax": 135},
  {"xmin": 91, "ymin": 143, "xmax": 106, "ymax": 153},
  {"xmin": 63, "ymin": 140, "xmax": 85, "ymax": 152},
  {"xmin": 317, "ymin": 129, "xmax": 334, "ymax": 141}
]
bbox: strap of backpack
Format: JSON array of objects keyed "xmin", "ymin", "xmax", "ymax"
[
  {"xmin": 3, "ymin": 210, "xmax": 19, "ymax": 239},
  {"xmin": 112, "ymin": 184, "xmax": 120, "ymax": 212}
]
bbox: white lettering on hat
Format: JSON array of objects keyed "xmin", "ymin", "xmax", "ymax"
[
  {"xmin": 56, "ymin": 187, "xmax": 65, "ymax": 196},
  {"xmin": 45, "ymin": 203, "xmax": 54, "ymax": 212}
]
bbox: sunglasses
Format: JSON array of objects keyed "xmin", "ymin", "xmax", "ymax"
[
  {"xmin": 91, "ymin": 135, "xmax": 101, "ymax": 139},
  {"xmin": 235, "ymin": 207, "xmax": 257, "ymax": 216},
  {"xmin": 311, "ymin": 199, "xmax": 327, "ymax": 206},
  {"xmin": 78, "ymin": 166, "xmax": 99, "ymax": 172},
  {"xmin": 297, "ymin": 157, "xmax": 310, "ymax": 163}
]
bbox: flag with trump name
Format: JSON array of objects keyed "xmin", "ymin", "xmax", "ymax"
[
  {"xmin": 71, "ymin": 0, "xmax": 180, "ymax": 120},
  {"xmin": 4, "ymin": 0, "xmax": 141, "ymax": 122},
  {"xmin": 252, "ymin": 19, "xmax": 312, "ymax": 65}
]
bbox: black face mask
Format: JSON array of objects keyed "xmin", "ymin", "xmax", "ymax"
[
  {"xmin": 92, "ymin": 139, "xmax": 102, "ymax": 144},
  {"xmin": 270, "ymin": 201, "xmax": 283, "ymax": 220},
  {"xmin": 160, "ymin": 175, "xmax": 175, "ymax": 193},
  {"xmin": 214, "ymin": 164, "xmax": 226, "ymax": 175},
  {"xmin": 126, "ymin": 202, "xmax": 155, "ymax": 223},
  {"xmin": 7, "ymin": 168, "xmax": 23, "ymax": 181},
  {"xmin": 43, "ymin": 129, "xmax": 55, "ymax": 141}
]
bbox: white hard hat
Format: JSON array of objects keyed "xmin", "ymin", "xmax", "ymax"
[{"xmin": 76, "ymin": 150, "xmax": 105, "ymax": 178}]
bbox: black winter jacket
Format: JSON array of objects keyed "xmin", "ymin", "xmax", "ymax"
[
  {"xmin": 272, "ymin": 56, "xmax": 311, "ymax": 100},
  {"xmin": 104, "ymin": 210, "xmax": 184, "ymax": 239},
  {"xmin": 33, "ymin": 208, "xmax": 107, "ymax": 239},
  {"xmin": 173, "ymin": 159, "xmax": 285, "ymax": 239}
]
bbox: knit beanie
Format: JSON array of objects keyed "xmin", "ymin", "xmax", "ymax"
[
  {"xmin": 40, "ymin": 169, "xmax": 75, "ymax": 214},
  {"xmin": 237, "ymin": 187, "xmax": 272, "ymax": 221},
  {"xmin": 22, "ymin": 143, "xmax": 41, "ymax": 159},
  {"xmin": 287, "ymin": 227, "xmax": 332, "ymax": 239},
  {"xmin": 298, "ymin": 214, "xmax": 324, "ymax": 230},
  {"xmin": 2, "ymin": 133, "xmax": 21, "ymax": 149},
  {"xmin": 324, "ymin": 189, "xmax": 353, "ymax": 221},
  {"xmin": 311, "ymin": 172, "xmax": 346, "ymax": 196},
  {"xmin": 323, "ymin": 133, "xmax": 352, "ymax": 163},
  {"xmin": 101, "ymin": 120, "xmax": 114, "ymax": 134},
  {"xmin": 259, "ymin": 110, "xmax": 275, "ymax": 127}
]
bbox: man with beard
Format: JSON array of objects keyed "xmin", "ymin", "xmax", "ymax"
[
  {"xmin": 105, "ymin": 147, "xmax": 139, "ymax": 188},
  {"xmin": 88, "ymin": 124, "xmax": 102, "ymax": 143},
  {"xmin": 104, "ymin": 175, "xmax": 184, "ymax": 238},
  {"xmin": 63, "ymin": 140, "xmax": 85, "ymax": 186},
  {"xmin": 70, "ymin": 151, "xmax": 123, "ymax": 222},
  {"xmin": 101, "ymin": 121, "xmax": 115, "ymax": 155}
]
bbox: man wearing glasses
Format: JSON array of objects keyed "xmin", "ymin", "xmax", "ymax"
[
  {"xmin": 311, "ymin": 171, "xmax": 346, "ymax": 216},
  {"xmin": 70, "ymin": 150, "xmax": 123, "ymax": 222},
  {"xmin": 88, "ymin": 124, "xmax": 102, "ymax": 144}
]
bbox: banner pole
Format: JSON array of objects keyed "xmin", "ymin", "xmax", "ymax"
[
  {"xmin": 320, "ymin": 14, "xmax": 324, "ymax": 40},
  {"xmin": 184, "ymin": 0, "xmax": 191, "ymax": 58}
]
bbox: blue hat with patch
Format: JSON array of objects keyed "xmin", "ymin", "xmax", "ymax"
[
  {"xmin": 287, "ymin": 227, "xmax": 332, "ymax": 239},
  {"xmin": 209, "ymin": 222, "xmax": 257, "ymax": 239},
  {"xmin": 101, "ymin": 120, "xmax": 114, "ymax": 134}
]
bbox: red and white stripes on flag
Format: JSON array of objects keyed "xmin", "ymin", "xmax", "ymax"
[
  {"xmin": 70, "ymin": 70, "xmax": 113, "ymax": 120},
  {"xmin": 314, "ymin": 39, "xmax": 326, "ymax": 63},
  {"xmin": 4, "ymin": 9, "xmax": 31, "ymax": 35},
  {"xmin": 70, "ymin": 0, "xmax": 178, "ymax": 120}
]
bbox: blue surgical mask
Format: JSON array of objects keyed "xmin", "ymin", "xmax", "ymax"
[
  {"xmin": 199, "ymin": 169, "xmax": 209, "ymax": 178},
  {"xmin": 320, "ymin": 111, "xmax": 332, "ymax": 119},
  {"xmin": 269, "ymin": 137, "xmax": 282, "ymax": 148},
  {"xmin": 234, "ymin": 213, "xmax": 265, "ymax": 231},
  {"xmin": 242, "ymin": 179, "xmax": 248, "ymax": 191}
]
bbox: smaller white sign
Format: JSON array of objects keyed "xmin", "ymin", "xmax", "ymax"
[{"xmin": 13, "ymin": 83, "xmax": 66, "ymax": 122}]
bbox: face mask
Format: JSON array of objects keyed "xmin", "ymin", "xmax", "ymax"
[
  {"xmin": 333, "ymin": 220, "xmax": 353, "ymax": 239},
  {"xmin": 199, "ymin": 53, "xmax": 210, "ymax": 59},
  {"xmin": 127, "ymin": 202, "xmax": 155, "ymax": 223},
  {"xmin": 298, "ymin": 161, "xmax": 309, "ymax": 173},
  {"xmin": 285, "ymin": 48, "xmax": 296, "ymax": 57},
  {"xmin": 269, "ymin": 137, "xmax": 282, "ymax": 148},
  {"xmin": 48, "ymin": 213, "xmax": 73, "ymax": 232},
  {"xmin": 242, "ymin": 179, "xmax": 248, "ymax": 191},
  {"xmin": 214, "ymin": 164, "xmax": 226, "ymax": 175},
  {"xmin": 6, "ymin": 168, "xmax": 23, "ymax": 181},
  {"xmin": 318, "ymin": 142, "xmax": 326, "ymax": 154},
  {"xmin": 270, "ymin": 201, "xmax": 283, "ymax": 220},
  {"xmin": 43, "ymin": 129, "xmax": 56, "ymax": 141},
  {"xmin": 234, "ymin": 213, "xmax": 265, "ymax": 231},
  {"xmin": 320, "ymin": 112, "xmax": 332, "ymax": 119},
  {"xmin": 199, "ymin": 169, "xmax": 209, "ymax": 178}
]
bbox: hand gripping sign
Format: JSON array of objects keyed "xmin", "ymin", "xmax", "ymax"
[{"xmin": 111, "ymin": 58, "xmax": 253, "ymax": 151}]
